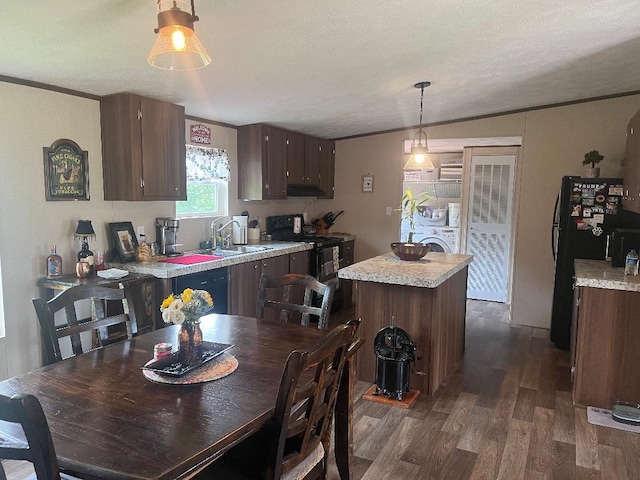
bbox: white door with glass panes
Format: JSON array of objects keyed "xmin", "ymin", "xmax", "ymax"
[{"xmin": 464, "ymin": 151, "xmax": 517, "ymax": 302}]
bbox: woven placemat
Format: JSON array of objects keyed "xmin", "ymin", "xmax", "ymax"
[
  {"xmin": 143, "ymin": 353, "xmax": 238, "ymax": 385},
  {"xmin": 587, "ymin": 406, "xmax": 640, "ymax": 434}
]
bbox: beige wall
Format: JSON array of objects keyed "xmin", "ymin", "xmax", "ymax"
[
  {"xmin": 329, "ymin": 96, "xmax": 640, "ymax": 328},
  {"xmin": 1, "ymin": 80, "xmax": 639, "ymax": 378},
  {"xmin": 0, "ymin": 83, "xmax": 333, "ymax": 379}
]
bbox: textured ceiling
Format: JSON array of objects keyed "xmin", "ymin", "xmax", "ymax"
[{"xmin": 2, "ymin": 1, "xmax": 640, "ymax": 139}]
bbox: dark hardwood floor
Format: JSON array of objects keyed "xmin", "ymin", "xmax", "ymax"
[
  {"xmin": 4, "ymin": 300, "xmax": 639, "ymax": 479},
  {"xmin": 327, "ymin": 300, "xmax": 640, "ymax": 479}
]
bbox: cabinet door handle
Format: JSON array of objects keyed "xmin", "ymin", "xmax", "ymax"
[
  {"xmin": 140, "ymin": 178, "xmax": 144, "ymax": 188},
  {"xmin": 174, "ymin": 186, "xmax": 179, "ymax": 191}
]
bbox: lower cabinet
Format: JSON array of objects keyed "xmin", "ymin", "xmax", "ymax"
[
  {"xmin": 229, "ymin": 253, "xmax": 309, "ymax": 318},
  {"xmin": 573, "ymin": 286, "xmax": 640, "ymax": 408}
]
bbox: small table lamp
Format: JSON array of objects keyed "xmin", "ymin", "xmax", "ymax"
[{"xmin": 74, "ymin": 220, "xmax": 96, "ymax": 275}]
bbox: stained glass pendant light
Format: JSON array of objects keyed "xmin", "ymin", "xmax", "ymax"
[
  {"xmin": 148, "ymin": 0, "xmax": 211, "ymax": 70},
  {"xmin": 404, "ymin": 81, "xmax": 434, "ymax": 170}
]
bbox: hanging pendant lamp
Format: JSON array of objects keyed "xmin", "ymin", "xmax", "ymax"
[
  {"xmin": 404, "ymin": 81, "xmax": 434, "ymax": 170},
  {"xmin": 148, "ymin": 0, "xmax": 211, "ymax": 71}
]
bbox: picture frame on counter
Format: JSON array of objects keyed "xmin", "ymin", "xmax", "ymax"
[
  {"xmin": 43, "ymin": 138, "xmax": 89, "ymax": 201},
  {"xmin": 109, "ymin": 222, "xmax": 138, "ymax": 263}
]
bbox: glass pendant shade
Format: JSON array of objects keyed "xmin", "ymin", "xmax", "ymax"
[
  {"xmin": 148, "ymin": 1, "xmax": 211, "ymax": 71},
  {"xmin": 404, "ymin": 81, "xmax": 434, "ymax": 170}
]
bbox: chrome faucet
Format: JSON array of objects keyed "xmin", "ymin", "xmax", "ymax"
[{"xmin": 211, "ymin": 218, "xmax": 241, "ymax": 249}]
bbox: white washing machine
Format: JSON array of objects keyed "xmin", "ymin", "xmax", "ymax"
[
  {"xmin": 415, "ymin": 226, "xmax": 460, "ymax": 253},
  {"xmin": 400, "ymin": 223, "xmax": 460, "ymax": 253}
]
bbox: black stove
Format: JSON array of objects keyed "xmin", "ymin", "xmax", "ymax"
[{"xmin": 265, "ymin": 215, "xmax": 343, "ymax": 247}]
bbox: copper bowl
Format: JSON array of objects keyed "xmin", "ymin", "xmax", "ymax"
[{"xmin": 390, "ymin": 242, "xmax": 430, "ymax": 261}]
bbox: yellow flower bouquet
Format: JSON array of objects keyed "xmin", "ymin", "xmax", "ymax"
[{"xmin": 160, "ymin": 288, "xmax": 213, "ymax": 325}]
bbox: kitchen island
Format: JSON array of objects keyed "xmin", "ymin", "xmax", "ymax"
[
  {"xmin": 338, "ymin": 252, "xmax": 473, "ymax": 395},
  {"xmin": 571, "ymin": 259, "xmax": 640, "ymax": 408}
]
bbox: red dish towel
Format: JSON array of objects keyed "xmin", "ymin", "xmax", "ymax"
[{"xmin": 159, "ymin": 255, "xmax": 223, "ymax": 265}]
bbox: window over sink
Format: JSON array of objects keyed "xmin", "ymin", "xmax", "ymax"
[{"xmin": 176, "ymin": 145, "xmax": 230, "ymax": 218}]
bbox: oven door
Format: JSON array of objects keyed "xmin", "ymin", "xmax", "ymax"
[{"xmin": 312, "ymin": 242, "xmax": 344, "ymax": 311}]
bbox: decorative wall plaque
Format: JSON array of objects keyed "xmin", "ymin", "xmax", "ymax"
[
  {"xmin": 190, "ymin": 123, "xmax": 211, "ymax": 145},
  {"xmin": 43, "ymin": 139, "xmax": 89, "ymax": 201}
]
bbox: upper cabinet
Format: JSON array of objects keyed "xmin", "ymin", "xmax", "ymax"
[
  {"xmin": 237, "ymin": 124, "xmax": 287, "ymax": 200},
  {"xmin": 100, "ymin": 93, "xmax": 186, "ymax": 201},
  {"xmin": 623, "ymin": 108, "xmax": 640, "ymax": 213},
  {"xmin": 238, "ymin": 123, "xmax": 336, "ymax": 200},
  {"xmin": 318, "ymin": 139, "xmax": 335, "ymax": 199}
]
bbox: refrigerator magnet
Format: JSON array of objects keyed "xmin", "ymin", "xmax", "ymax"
[
  {"xmin": 583, "ymin": 207, "xmax": 592, "ymax": 218},
  {"xmin": 571, "ymin": 204, "xmax": 582, "ymax": 216},
  {"xmin": 582, "ymin": 197, "xmax": 595, "ymax": 206},
  {"xmin": 595, "ymin": 194, "xmax": 605, "ymax": 203},
  {"xmin": 609, "ymin": 185, "xmax": 623, "ymax": 196},
  {"xmin": 593, "ymin": 214, "xmax": 604, "ymax": 224}
]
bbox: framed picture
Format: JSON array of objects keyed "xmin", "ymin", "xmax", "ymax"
[
  {"xmin": 43, "ymin": 139, "xmax": 89, "ymax": 201},
  {"xmin": 362, "ymin": 175, "xmax": 374, "ymax": 193},
  {"xmin": 109, "ymin": 222, "xmax": 139, "ymax": 263}
]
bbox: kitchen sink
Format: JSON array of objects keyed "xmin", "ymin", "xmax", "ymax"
[
  {"xmin": 221, "ymin": 245, "xmax": 274, "ymax": 253},
  {"xmin": 190, "ymin": 245, "xmax": 274, "ymax": 256}
]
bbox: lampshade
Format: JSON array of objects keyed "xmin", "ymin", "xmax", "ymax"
[
  {"xmin": 74, "ymin": 220, "xmax": 95, "ymax": 240},
  {"xmin": 148, "ymin": 0, "xmax": 211, "ymax": 71},
  {"xmin": 404, "ymin": 81, "xmax": 434, "ymax": 170}
]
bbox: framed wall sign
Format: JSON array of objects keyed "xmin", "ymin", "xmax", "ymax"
[
  {"xmin": 362, "ymin": 175, "xmax": 374, "ymax": 193},
  {"xmin": 43, "ymin": 139, "xmax": 89, "ymax": 201},
  {"xmin": 109, "ymin": 222, "xmax": 139, "ymax": 263}
]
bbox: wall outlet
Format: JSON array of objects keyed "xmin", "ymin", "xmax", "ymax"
[
  {"xmin": 137, "ymin": 226, "xmax": 145, "ymax": 237},
  {"xmin": 386, "ymin": 206, "xmax": 392, "ymax": 216}
]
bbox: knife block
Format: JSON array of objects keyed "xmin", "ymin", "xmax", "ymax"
[{"xmin": 313, "ymin": 218, "xmax": 328, "ymax": 235}]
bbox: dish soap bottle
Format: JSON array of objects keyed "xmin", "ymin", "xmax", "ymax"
[{"xmin": 625, "ymin": 249, "xmax": 639, "ymax": 275}]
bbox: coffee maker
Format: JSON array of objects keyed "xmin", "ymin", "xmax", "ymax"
[{"xmin": 155, "ymin": 218, "xmax": 181, "ymax": 256}]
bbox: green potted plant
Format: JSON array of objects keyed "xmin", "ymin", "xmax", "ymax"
[
  {"xmin": 583, "ymin": 150, "xmax": 604, "ymax": 178},
  {"xmin": 392, "ymin": 190, "xmax": 432, "ymax": 260}
]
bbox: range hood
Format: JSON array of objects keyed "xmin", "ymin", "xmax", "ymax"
[{"xmin": 286, "ymin": 184, "xmax": 326, "ymax": 197}]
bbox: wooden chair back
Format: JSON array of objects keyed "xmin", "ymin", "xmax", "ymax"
[
  {"xmin": 256, "ymin": 273, "xmax": 335, "ymax": 329},
  {"xmin": 268, "ymin": 322, "xmax": 355, "ymax": 479},
  {"xmin": 32, "ymin": 284, "xmax": 135, "ymax": 365},
  {"xmin": 0, "ymin": 393, "xmax": 61, "ymax": 480}
]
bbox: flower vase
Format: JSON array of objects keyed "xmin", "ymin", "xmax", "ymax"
[{"xmin": 178, "ymin": 320, "xmax": 204, "ymax": 366}]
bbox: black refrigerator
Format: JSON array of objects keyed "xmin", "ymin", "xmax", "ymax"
[{"xmin": 550, "ymin": 176, "xmax": 624, "ymax": 350}]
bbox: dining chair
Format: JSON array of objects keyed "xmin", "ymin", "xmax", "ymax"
[
  {"xmin": 196, "ymin": 322, "xmax": 356, "ymax": 480},
  {"xmin": 32, "ymin": 284, "xmax": 136, "ymax": 365},
  {"xmin": 0, "ymin": 393, "xmax": 78, "ymax": 480},
  {"xmin": 256, "ymin": 273, "xmax": 335, "ymax": 329}
]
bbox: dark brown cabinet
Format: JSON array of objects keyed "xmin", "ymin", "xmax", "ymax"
[
  {"xmin": 100, "ymin": 93, "xmax": 186, "ymax": 201},
  {"xmin": 572, "ymin": 285, "xmax": 640, "ymax": 408},
  {"xmin": 341, "ymin": 240, "xmax": 354, "ymax": 304},
  {"xmin": 238, "ymin": 123, "xmax": 336, "ymax": 199},
  {"xmin": 623, "ymin": 108, "xmax": 640, "ymax": 213},
  {"xmin": 286, "ymin": 131, "xmax": 308, "ymax": 185},
  {"xmin": 228, "ymin": 254, "xmax": 290, "ymax": 317},
  {"xmin": 318, "ymin": 139, "xmax": 335, "ymax": 199},
  {"xmin": 237, "ymin": 124, "xmax": 287, "ymax": 200}
]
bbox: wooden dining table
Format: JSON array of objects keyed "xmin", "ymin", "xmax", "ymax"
[{"xmin": 0, "ymin": 314, "xmax": 359, "ymax": 480}]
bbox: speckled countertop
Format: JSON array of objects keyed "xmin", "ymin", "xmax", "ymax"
[
  {"xmin": 108, "ymin": 242, "xmax": 312, "ymax": 279},
  {"xmin": 338, "ymin": 252, "xmax": 473, "ymax": 288},
  {"xmin": 574, "ymin": 259, "xmax": 640, "ymax": 292}
]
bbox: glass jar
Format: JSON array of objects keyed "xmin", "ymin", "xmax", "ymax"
[{"xmin": 178, "ymin": 320, "xmax": 203, "ymax": 366}]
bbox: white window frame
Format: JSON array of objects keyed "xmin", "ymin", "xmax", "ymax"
[{"xmin": 176, "ymin": 145, "xmax": 229, "ymax": 219}]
